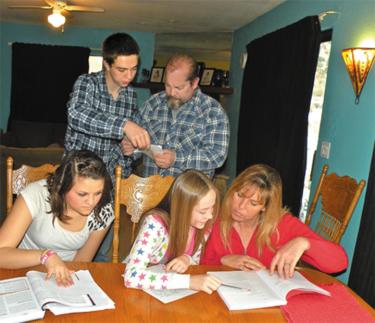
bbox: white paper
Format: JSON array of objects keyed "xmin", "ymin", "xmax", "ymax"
[
  {"xmin": 134, "ymin": 144, "xmax": 163, "ymax": 158},
  {"xmin": 143, "ymin": 265, "xmax": 197, "ymax": 304},
  {"xmin": 41, "ymin": 270, "xmax": 115, "ymax": 315},
  {"xmin": 0, "ymin": 270, "xmax": 115, "ymax": 320},
  {"xmin": 27, "ymin": 271, "xmax": 92, "ymax": 308},
  {"xmin": 0, "ymin": 277, "xmax": 45, "ymax": 323}
]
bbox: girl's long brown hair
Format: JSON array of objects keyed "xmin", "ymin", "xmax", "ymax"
[
  {"xmin": 47, "ymin": 150, "xmax": 112, "ymax": 224},
  {"xmin": 220, "ymin": 164, "xmax": 289, "ymax": 254},
  {"xmin": 140, "ymin": 169, "xmax": 219, "ymax": 260}
]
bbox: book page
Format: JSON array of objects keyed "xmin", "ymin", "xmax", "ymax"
[
  {"xmin": 44, "ymin": 270, "xmax": 115, "ymax": 315},
  {"xmin": 0, "ymin": 276, "xmax": 45, "ymax": 322},
  {"xmin": 26, "ymin": 271, "xmax": 93, "ymax": 309},
  {"xmin": 143, "ymin": 265, "xmax": 197, "ymax": 304},
  {"xmin": 256, "ymin": 269, "xmax": 331, "ymax": 301},
  {"xmin": 208, "ymin": 271, "xmax": 284, "ymax": 310}
]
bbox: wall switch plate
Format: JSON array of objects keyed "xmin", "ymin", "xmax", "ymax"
[{"xmin": 320, "ymin": 141, "xmax": 331, "ymax": 159}]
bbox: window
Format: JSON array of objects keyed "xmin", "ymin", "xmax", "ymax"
[
  {"xmin": 300, "ymin": 30, "xmax": 332, "ymax": 221},
  {"xmin": 89, "ymin": 56, "xmax": 103, "ymax": 73}
]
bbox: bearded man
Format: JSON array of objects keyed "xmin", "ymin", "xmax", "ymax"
[{"xmin": 122, "ymin": 53, "xmax": 230, "ymax": 178}]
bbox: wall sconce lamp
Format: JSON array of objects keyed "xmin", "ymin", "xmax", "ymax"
[
  {"xmin": 342, "ymin": 47, "xmax": 375, "ymax": 104},
  {"xmin": 48, "ymin": 9, "xmax": 66, "ymax": 28}
]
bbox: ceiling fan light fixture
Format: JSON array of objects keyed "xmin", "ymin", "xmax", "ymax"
[{"xmin": 48, "ymin": 10, "xmax": 65, "ymax": 28}]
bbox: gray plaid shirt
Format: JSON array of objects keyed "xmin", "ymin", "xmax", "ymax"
[
  {"xmin": 137, "ymin": 89, "xmax": 230, "ymax": 178},
  {"xmin": 65, "ymin": 71, "xmax": 136, "ymax": 181}
]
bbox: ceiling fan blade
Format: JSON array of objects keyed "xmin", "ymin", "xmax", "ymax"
[
  {"xmin": 43, "ymin": 0, "xmax": 56, "ymax": 7},
  {"xmin": 8, "ymin": 5, "xmax": 51, "ymax": 9},
  {"xmin": 65, "ymin": 5, "xmax": 104, "ymax": 13},
  {"xmin": 61, "ymin": 9, "xmax": 72, "ymax": 17}
]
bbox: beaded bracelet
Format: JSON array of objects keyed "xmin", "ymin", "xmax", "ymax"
[{"xmin": 40, "ymin": 249, "xmax": 56, "ymax": 265}]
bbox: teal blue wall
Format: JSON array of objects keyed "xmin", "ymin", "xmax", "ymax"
[
  {"xmin": 226, "ymin": 0, "xmax": 375, "ymax": 283},
  {"xmin": 0, "ymin": 22, "xmax": 155, "ymax": 131}
]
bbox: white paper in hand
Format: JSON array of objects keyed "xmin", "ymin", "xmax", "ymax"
[{"xmin": 134, "ymin": 144, "xmax": 163, "ymax": 158}]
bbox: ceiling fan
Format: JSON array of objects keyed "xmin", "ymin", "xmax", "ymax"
[{"xmin": 8, "ymin": 0, "xmax": 104, "ymax": 28}]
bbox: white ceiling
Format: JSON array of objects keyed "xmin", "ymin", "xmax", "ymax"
[{"xmin": 0, "ymin": 0, "xmax": 285, "ymax": 61}]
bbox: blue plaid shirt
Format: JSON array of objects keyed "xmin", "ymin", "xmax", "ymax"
[
  {"xmin": 65, "ymin": 71, "xmax": 136, "ymax": 181},
  {"xmin": 137, "ymin": 89, "xmax": 230, "ymax": 178}
]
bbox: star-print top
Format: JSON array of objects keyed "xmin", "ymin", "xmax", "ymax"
[{"xmin": 124, "ymin": 213, "xmax": 206, "ymax": 290}]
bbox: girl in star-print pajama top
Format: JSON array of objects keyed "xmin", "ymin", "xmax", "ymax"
[{"xmin": 124, "ymin": 170, "xmax": 222, "ymax": 294}]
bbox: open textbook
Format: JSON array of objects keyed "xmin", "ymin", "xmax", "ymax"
[
  {"xmin": 143, "ymin": 264, "xmax": 198, "ymax": 303},
  {"xmin": 208, "ymin": 269, "xmax": 330, "ymax": 311},
  {"xmin": 0, "ymin": 270, "xmax": 114, "ymax": 323}
]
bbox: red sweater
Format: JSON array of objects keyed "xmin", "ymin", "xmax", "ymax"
[{"xmin": 201, "ymin": 214, "xmax": 348, "ymax": 273}]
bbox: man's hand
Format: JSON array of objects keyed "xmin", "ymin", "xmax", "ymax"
[
  {"xmin": 121, "ymin": 138, "xmax": 135, "ymax": 156},
  {"xmin": 123, "ymin": 120, "xmax": 150, "ymax": 149},
  {"xmin": 152, "ymin": 149, "xmax": 176, "ymax": 168}
]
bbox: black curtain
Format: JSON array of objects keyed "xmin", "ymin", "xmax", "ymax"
[
  {"xmin": 237, "ymin": 16, "xmax": 321, "ymax": 215},
  {"xmin": 348, "ymin": 142, "xmax": 374, "ymax": 307},
  {"xmin": 8, "ymin": 43, "xmax": 89, "ymax": 128}
]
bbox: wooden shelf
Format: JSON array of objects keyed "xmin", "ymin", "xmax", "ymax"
[{"xmin": 132, "ymin": 82, "xmax": 233, "ymax": 95}]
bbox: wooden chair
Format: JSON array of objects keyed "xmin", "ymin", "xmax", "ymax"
[
  {"xmin": 6, "ymin": 156, "xmax": 59, "ymax": 215},
  {"xmin": 112, "ymin": 165, "xmax": 174, "ymax": 263},
  {"xmin": 305, "ymin": 164, "xmax": 366, "ymax": 243}
]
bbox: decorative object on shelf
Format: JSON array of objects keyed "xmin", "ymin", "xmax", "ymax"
[
  {"xmin": 222, "ymin": 71, "xmax": 230, "ymax": 87},
  {"xmin": 140, "ymin": 68, "xmax": 151, "ymax": 83},
  {"xmin": 200, "ymin": 68, "xmax": 215, "ymax": 86},
  {"xmin": 196, "ymin": 62, "xmax": 206, "ymax": 79},
  {"xmin": 341, "ymin": 47, "xmax": 375, "ymax": 104},
  {"xmin": 150, "ymin": 67, "xmax": 164, "ymax": 83},
  {"xmin": 132, "ymin": 82, "xmax": 234, "ymax": 97},
  {"xmin": 212, "ymin": 69, "xmax": 224, "ymax": 87}
]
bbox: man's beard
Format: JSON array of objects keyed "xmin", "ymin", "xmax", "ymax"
[{"xmin": 167, "ymin": 97, "xmax": 183, "ymax": 110}]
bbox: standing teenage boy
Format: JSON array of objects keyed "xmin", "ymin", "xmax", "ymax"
[{"xmin": 65, "ymin": 33, "xmax": 150, "ymax": 261}]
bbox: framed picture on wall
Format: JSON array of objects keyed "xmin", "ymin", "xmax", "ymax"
[
  {"xmin": 200, "ymin": 68, "xmax": 215, "ymax": 86},
  {"xmin": 149, "ymin": 67, "xmax": 164, "ymax": 83}
]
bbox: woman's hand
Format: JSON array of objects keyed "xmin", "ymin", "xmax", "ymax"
[
  {"xmin": 270, "ymin": 237, "xmax": 310, "ymax": 279},
  {"xmin": 165, "ymin": 255, "xmax": 191, "ymax": 273},
  {"xmin": 44, "ymin": 254, "xmax": 74, "ymax": 287},
  {"xmin": 190, "ymin": 274, "xmax": 222, "ymax": 294},
  {"xmin": 221, "ymin": 254, "xmax": 265, "ymax": 271}
]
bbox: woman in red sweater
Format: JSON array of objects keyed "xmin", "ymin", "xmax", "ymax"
[{"xmin": 201, "ymin": 164, "xmax": 348, "ymax": 278}]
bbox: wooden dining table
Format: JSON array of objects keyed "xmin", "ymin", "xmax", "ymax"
[{"xmin": 1, "ymin": 262, "xmax": 374, "ymax": 322}]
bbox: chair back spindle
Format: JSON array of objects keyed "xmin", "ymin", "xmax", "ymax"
[
  {"xmin": 6, "ymin": 156, "xmax": 58, "ymax": 215},
  {"xmin": 305, "ymin": 164, "xmax": 366, "ymax": 243},
  {"xmin": 112, "ymin": 165, "xmax": 174, "ymax": 263}
]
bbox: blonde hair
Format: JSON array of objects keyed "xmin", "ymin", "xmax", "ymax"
[
  {"xmin": 140, "ymin": 169, "xmax": 219, "ymax": 260},
  {"xmin": 220, "ymin": 164, "xmax": 288, "ymax": 254}
]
